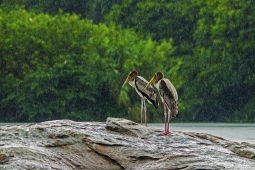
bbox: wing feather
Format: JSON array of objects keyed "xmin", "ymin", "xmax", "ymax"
[
  {"xmin": 135, "ymin": 76, "xmax": 159, "ymax": 108},
  {"xmin": 159, "ymin": 79, "xmax": 178, "ymax": 116}
]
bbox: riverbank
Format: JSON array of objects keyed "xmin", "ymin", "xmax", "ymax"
[
  {"xmin": 149, "ymin": 123, "xmax": 255, "ymax": 144},
  {"xmin": 0, "ymin": 118, "xmax": 255, "ymax": 169}
]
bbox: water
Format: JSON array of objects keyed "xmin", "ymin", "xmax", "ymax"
[
  {"xmin": 0, "ymin": 123, "xmax": 29, "ymax": 126},
  {"xmin": 149, "ymin": 123, "xmax": 255, "ymax": 144},
  {"xmin": 1, "ymin": 123, "xmax": 254, "ymax": 144}
]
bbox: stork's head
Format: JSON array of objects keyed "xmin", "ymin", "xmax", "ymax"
[
  {"xmin": 155, "ymin": 71, "xmax": 164, "ymax": 83},
  {"xmin": 121, "ymin": 70, "xmax": 138, "ymax": 88},
  {"xmin": 144, "ymin": 71, "xmax": 164, "ymax": 90}
]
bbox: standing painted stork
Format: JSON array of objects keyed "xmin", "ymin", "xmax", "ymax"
[
  {"xmin": 122, "ymin": 70, "xmax": 159, "ymax": 126},
  {"xmin": 144, "ymin": 71, "xmax": 178, "ymax": 135}
]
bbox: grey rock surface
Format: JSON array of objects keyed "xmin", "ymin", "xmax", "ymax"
[{"xmin": 0, "ymin": 117, "xmax": 254, "ymax": 169}]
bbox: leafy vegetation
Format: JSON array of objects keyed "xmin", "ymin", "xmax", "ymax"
[{"xmin": 0, "ymin": 0, "xmax": 254, "ymax": 123}]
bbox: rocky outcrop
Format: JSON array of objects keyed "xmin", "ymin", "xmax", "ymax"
[{"xmin": 0, "ymin": 117, "xmax": 255, "ymax": 169}]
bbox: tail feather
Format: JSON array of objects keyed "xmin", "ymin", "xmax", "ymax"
[{"xmin": 170, "ymin": 101, "xmax": 178, "ymax": 117}]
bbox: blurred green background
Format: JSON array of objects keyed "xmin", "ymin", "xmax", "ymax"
[{"xmin": 0, "ymin": 0, "xmax": 254, "ymax": 123}]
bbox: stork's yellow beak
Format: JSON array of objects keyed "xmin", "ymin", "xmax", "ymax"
[
  {"xmin": 121, "ymin": 75, "xmax": 132, "ymax": 89},
  {"xmin": 144, "ymin": 74, "xmax": 157, "ymax": 90}
]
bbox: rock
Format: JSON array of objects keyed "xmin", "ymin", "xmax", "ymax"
[
  {"xmin": 0, "ymin": 154, "xmax": 9, "ymax": 164},
  {"xmin": 0, "ymin": 117, "xmax": 254, "ymax": 169}
]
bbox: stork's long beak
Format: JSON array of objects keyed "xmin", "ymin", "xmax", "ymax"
[
  {"xmin": 144, "ymin": 74, "xmax": 157, "ymax": 90},
  {"xmin": 121, "ymin": 76, "xmax": 132, "ymax": 89}
]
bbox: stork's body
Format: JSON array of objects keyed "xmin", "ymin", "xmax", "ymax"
[
  {"xmin": 145, "ymin": 71, "xmax": 178, "ymax": 135},
  {"xmin": 122, "ymin": 71, "xmax": 159, "ymax": 126}
]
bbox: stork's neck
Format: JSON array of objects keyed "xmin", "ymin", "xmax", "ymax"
[
  {"xmin": 154, "ymin": 80, "xmax": 160, "ymax": 90},
  {"xmin": 128, "ymin": 79, "xmax": 136, "ymax": 88}
]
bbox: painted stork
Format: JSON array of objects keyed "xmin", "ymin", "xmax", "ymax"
[
  {"xmin": 122, "ymin": 70, "xmax": 159, "ymax": 126},
  {"xmin": 144, "ymin": 71, "xmax": 178, "ymax": 135}
]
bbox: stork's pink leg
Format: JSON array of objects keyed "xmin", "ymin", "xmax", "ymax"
[
  {"xmin": 166, "ymin": 109, "xmax": 171, "ymax": 134},
  {"xmin": 143, "ymin": 98, "xmax": 147, "ymax": 127},
  {"xmin": 140, "ymin": 97, "xmax": 144, "ymax": 125},
  {"xmin": 158, "ymin": 102, "xmax": 169, "ymax": 136}
]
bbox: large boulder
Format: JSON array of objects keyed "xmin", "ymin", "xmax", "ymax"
[{"xmin": 0, "ymin": 117, "xmax": 254, "ymax": 169}]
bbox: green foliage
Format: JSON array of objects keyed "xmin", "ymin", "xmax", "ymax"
[
  {"xmin": 178, "ymin": 0, "xmax": 255, "ymax": 122},
  {"xmin": 0, "ymin": 0, "xmax": 121, "ymax": 24},
  {"xmin": 106, "ymin": 0, "xmax": 255, "ymax": 122},
  {"xmin": 1, "ymin": 0, "xmax": 255, "ymax": 123},
  {"xmin": 0, "ymin": 8, "xmax": 174, "ymax": 122},
  {"xmin": 106, "ymin": 0, "xmax": 199, "ymax": 56}
]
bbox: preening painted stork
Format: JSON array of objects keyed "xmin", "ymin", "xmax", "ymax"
[
  {"xmin": 122, "ymin": 70, "xmax": 159, "ymax": 126},
  {"xmin": 144, "ymin": 71, "xmax": 178, "ymax": 135}
]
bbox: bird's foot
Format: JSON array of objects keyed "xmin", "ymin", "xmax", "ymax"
[{"xmin": 157, "ymin": 131, "xmax": 171, "ymax": 136}]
